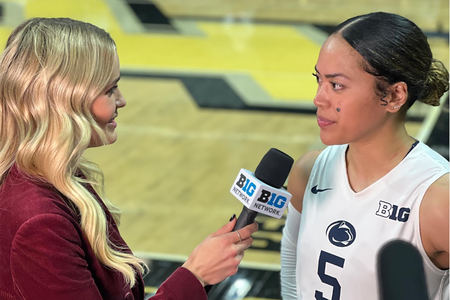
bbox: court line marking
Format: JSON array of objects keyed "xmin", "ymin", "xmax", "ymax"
[
  {"xmin": 134, "ymin": 251, "xmax": 281, "ymax": 271},
  {"xmin": 117, "ymin": 124, "xmax": 318, "ymax": 144},
  {"xmin": 416, "ymin": 92, "xmax": 448, "ymax": 143}
]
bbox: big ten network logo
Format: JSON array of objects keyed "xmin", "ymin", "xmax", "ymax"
[
  {"xmin": 235, "ymin": 173, "xmax": 286, "ymax": 209},
  {"xmin": 230, "ymin": 169, "xmax": 292, "ymax": 218},
  {"xmin": 375, "ymin": 200, "xmax": 410, "ymax": 222}
]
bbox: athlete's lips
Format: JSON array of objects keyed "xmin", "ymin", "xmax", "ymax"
[{"xmin": 317, "ymin": 116, "xmax": 335, "ymax": 128}]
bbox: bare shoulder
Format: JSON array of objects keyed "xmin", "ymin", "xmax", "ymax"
[
  {"xmin": 287, "ymin": 150, "xmax": 322, "ymax": 213},
  {"xmin": 295, "ymin": 150, "xmax": 322, "ymax": 177},
  {"xmin": 422, "ymin": 173, "xmax": 449, "ymax": 217},
  {"xmin": 420, "ymin": 173, "xmax": 449, "ymax": 268}
]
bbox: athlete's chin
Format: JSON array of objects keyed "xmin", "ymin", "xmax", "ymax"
[
  {"xmin": 320, "ymin": 134, "xmax": 342, "ymax": 146},
  {"xmin": 320, "ymin": 133, "xmax": 352, "ymax": 146}
]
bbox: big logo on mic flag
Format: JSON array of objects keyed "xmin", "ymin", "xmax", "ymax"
[{"xmin": 230, "ymin": 169, "xmax": 292, "ymax": 219}]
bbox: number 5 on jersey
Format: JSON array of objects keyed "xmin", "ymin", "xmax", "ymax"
[{"xmin": 315, "ymin": 250, "xmax": 345, "ymax": 300}]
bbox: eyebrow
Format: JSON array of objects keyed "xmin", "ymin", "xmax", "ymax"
[
  {"xmin": 111, "ymin": 76, "xmax": 121, "ymax": 85},
  {"xmin": 315, "ymin": 66, "xmax": 350, "ymax": 80},
  {"xmin": 104, "ymin": 77, "xmax": 120, "ymax": 92}
]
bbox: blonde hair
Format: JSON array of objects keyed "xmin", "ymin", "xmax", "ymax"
[{"xmin": 0, "ymin": 18, "xmax": 147, "ymax": 287}]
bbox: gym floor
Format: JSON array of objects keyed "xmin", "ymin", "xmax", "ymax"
[{"xmin": 0, "ymin": 0, "xmax": 448, "ymax": 298}]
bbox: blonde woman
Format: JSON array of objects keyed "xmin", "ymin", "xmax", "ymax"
[{"xmin": 0, "ymin": 18, "xmax": 258, "ymax": 300}]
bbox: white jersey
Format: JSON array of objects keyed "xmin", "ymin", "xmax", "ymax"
[{"xmin": 296, "ymin": 142, "xmax": 449, "ymax": 300}]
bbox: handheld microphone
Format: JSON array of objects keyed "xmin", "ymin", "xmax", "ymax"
[
  {"xmin": 205, "ymin": 148, "xmax": 294, "ymax": 295},
  {"xmin": 230, "ymin": 148, "xmax": 294, "ymax": 230},
  {"xmin": 377, "ymin": 240, "xmax": 429, "ymax": 300}
]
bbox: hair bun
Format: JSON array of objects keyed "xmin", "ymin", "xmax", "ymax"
[{"xmin": 419, "ymin": 59, "xmax": 449, "ymax": 106}]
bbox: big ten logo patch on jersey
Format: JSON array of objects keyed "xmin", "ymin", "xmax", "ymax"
[
  {"xmin": 230, "ymin": 169, "xmax": 291, "ymax": 218},
  {"xmin": 375, "ymin": 200, "xmax": 410, "ymax": 222}
]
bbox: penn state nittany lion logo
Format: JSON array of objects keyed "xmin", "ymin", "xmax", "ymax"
[{"xmin": 326, "ymin": 220, "xmax": 356, "ymax": 247}]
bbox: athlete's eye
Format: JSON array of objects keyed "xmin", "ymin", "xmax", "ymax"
[{"xmin": 331, "ymin": 82, "xmax": 343, "ymax": 91}]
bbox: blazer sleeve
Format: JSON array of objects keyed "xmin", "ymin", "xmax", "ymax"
[
  {"xmin": 10, "ymin": 213, "xmax": 103, "ymax": 300},
  {"xmin": 150, "ymin": 267, "xmax": 207, "ymax": 300}
]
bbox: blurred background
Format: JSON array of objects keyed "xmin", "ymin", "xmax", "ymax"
[{"xmin": 0, "ymin": 0, "xmax": 448, "ymax": 299}]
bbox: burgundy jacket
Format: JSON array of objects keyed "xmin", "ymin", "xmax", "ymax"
[{"xmin": 0, "ymin": 166, "xmax": 207, "ymax": 300}]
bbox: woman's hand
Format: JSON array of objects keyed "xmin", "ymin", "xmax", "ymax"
[{"xmin": 182, "ymin": 217, "xmax": 258, "ymax": 286}]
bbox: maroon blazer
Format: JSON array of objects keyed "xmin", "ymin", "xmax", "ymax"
[{"xmin": 0, "ymin": 166, "xmax": 207, "ymax": 300}]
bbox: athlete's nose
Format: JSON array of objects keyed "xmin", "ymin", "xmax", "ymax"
[{"xmin": 313, "ymin": 84, "xmax": 330, "ymax": 108}]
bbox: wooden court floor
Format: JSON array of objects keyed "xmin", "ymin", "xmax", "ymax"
[{"xmin": 0, "ymin": 0, "xmax": 448, "ymax": 297}]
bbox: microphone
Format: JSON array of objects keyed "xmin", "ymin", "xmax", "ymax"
[
  {"xmin": 230, "ymin": 148, "xmax": 294, "ymax": 230},
  {"xmin": 205, "ymin": 148, "xmax": 294, "ymax": 295},
  {"xmin": 377, "ymin": 240, "xmax": 429, "ymax": 300}
]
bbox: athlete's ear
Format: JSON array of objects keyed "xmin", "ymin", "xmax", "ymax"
[{"xmin": 386, "ymin": 82, "xmax": 408, "ymax": 113}]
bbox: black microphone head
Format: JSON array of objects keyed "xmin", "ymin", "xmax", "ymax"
[
  {"xmin": 254, "ymin": 148, "xmax": 294, "ymax": 189},
  {"xmin": 377, "ymin": 240, "xmax": 429, "ymax": 300}
]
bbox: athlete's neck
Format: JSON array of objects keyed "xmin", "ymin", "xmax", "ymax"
[{"xmin": 345, "ymin": 124, "xmax": 416, "ymax": 193}]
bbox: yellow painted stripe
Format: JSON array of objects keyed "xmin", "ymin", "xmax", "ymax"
[
  {"xmin": 114, "ymin": 23, "xmax": 319, "ymax": 101},
  {"xmin": 145, "ymin": 286, "xmax": 279, "ymax": 300},
  {"xmin": 23, "ymin": 0, "xmax": 120, "ymax": 32},
  {"xmin": 2, "ymin": 0, "xmax": 320, "ymax": 101},
  {"xmin": 144, "ymin": 286, "xmax": 158, "ymax": 294}
]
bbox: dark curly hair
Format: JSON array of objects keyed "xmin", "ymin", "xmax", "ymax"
[{"xmin": 333, "ymin": 12, "xmax": 449, "ymax": 114}]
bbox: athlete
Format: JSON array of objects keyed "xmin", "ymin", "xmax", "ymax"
[{"xmin": 280, "ymin": 12, "xmax": 449, "ymax": 300}]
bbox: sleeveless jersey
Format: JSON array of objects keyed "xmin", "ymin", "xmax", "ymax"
[{"xmin": 296, "ymin": 142, "xmax": 449, "ymax": 300}]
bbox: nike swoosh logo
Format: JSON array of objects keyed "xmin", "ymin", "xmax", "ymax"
[{"xmin": 311, "ymin": 185, "xmax": 333, "ymax": 194}]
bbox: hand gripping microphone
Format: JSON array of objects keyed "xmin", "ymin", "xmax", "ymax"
[
  {"xmin": 230, "ymin": 148, "xmax": 294, "ymax": 230},
  {"xmin": 205, "ymin": 148, "xmax": 294, "ymax": 295},
  {"xmin": 377, "ymin": 240, "xmax": 429, "ymax": 300}
]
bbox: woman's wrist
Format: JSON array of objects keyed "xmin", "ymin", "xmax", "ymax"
[{"xmin": 181, "ymin": 263, "xmax": 206, "ymax": 287}]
